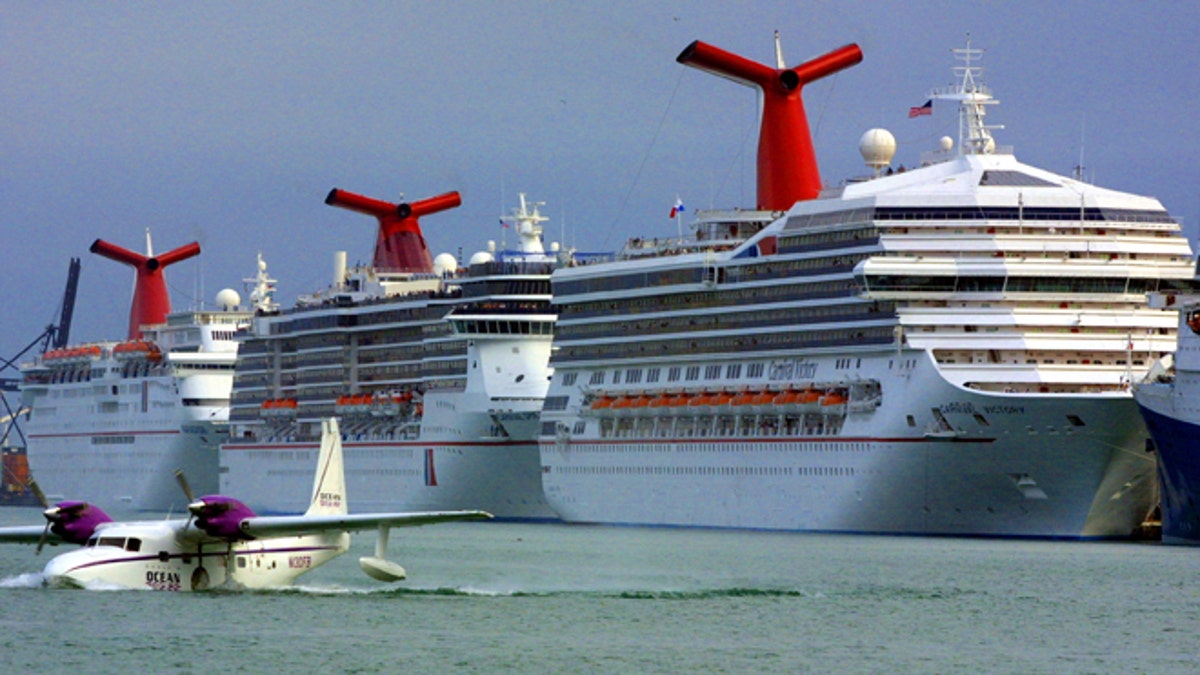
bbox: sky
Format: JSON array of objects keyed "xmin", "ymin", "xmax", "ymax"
[{"xmin": 2, "ymin": 1, "xmax": 1197, "ymax": 367}]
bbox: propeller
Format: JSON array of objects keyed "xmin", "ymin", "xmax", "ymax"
[
  {"xmin": 174, "ymin": 469, "xmax": 196, "ymax": 502},
  {"xmin": 29, "ymin": 479, "xmax": 51, "ymax": 555},
  {"xmin": 175, "ymin": 469, "xmax": 198, "ymax": 530}
]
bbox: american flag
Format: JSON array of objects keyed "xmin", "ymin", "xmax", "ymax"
[{"xmin": 908, "ymin": 99, "xmax": 933, "ymax": 118}]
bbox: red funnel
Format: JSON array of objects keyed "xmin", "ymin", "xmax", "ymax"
[
  {"xmin": 325, "ymin": 189, "xmax": 462, "ymax": 274},
  {"xmin": 90, "ymin": 239, "xmax": 200, "ymax": 339},
  {"xmin": 677, "ymin": 40, "xmax": 862, "ymax": 210}
]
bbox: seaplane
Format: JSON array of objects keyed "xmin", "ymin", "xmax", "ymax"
[{"xmin": 0, "ymin": 418, "xmax": 490, "ymax": 591}]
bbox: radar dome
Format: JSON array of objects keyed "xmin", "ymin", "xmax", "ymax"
[
  {"xmin": 940, "ymin": 136, "xmax": 954, "ymax": 152},
  {"xmin": 469, "ymin": 250, "xmax": 495, "ymax": 266},
  {"xmin": 433, "ymin": 252, "xmax": 458, "ymax": 276},
  {"xmin": 215, "ymin": 288, "xmax": 241, "ymax": 310},
  {"xmin": 859, "ymin": 129, "xmax": 896, "ymax": 171}
]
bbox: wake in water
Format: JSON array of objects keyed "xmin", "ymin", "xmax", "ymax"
[
  {"xmin": 0, "ymin": 572, "xmax": 45, "ymax": 589},
  {"xmin": 3, "ymin": 571, "xmax": 814, "ymax": 600}
]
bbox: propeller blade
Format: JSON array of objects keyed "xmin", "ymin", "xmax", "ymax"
[
  {"xmin": 28, "ymin": 479, "xmax": 48, "ymax": 509},
  {"xmin": 36, "ymin": 506, "xmax": 57, "ymax": 556},
  {"xmin": 174, "ymin": 469, "xmax": 196, "ymax": 503}
]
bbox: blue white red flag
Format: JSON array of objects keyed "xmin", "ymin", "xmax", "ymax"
[{"xmin": 669, "ymin": 197, "xmax": 685, "ymax": 219}]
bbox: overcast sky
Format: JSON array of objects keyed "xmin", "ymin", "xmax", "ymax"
[{"xmin": 2, "ymin": 1, "xmax": 1197, "ymax": 364}]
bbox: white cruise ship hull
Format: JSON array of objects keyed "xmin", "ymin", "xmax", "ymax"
[
  {"xmin": 24, "ymin": 372, "xmax": 227, "ymax": 513},
  {"xmin": 540, "ymin": 352, "xmax": 1156, "ymax": 538},
  {"xmin": 221, "ymin": 439, "xmax": 553, "ymax": 518}
]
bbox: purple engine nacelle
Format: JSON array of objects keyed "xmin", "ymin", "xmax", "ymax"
[
  {"xmin": 47, "ymin": 501, "xmax": 114, "ymax": 545},
  {"xmin": 190, "ymin": 495, "xmax": 257, "ymax": 540}
]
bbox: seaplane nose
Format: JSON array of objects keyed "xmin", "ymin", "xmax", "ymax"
[{"xmin": 41, "ymin": 552, "xmax": 81, "ymax": 587}]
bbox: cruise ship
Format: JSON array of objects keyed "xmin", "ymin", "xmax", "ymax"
[
  {"xmin": 219, "ymin": 189, "xmax": 561, "ymax": 519},
  {"xmin": 1134, "ymin": 292, "xmax": 1200, "ymax": 545},
  {"xmin": 20, "ymin": 235, "xmax": 253, "ymax": 512},
  {"xmin": 537, "ymin": 36, "xmax": 1193, "ymax": 538}
]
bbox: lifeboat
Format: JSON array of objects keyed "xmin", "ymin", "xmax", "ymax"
[
  {"xmin": 819, "ymin": 391, "xmax": 848, "ymax": 409},
  {"xmin": 113, "ymin": 340, "xmax": 162, "ymax": 362},
  {"xmin": 42, "ymin": 349, "xmax": 68, "ymax": 362},
  {"xmin": 648, "ymin": 394, "xmax": 672, "ymax": 408},
  {"xmin": 260, "ymin": 398, "xmax": 298, "ymax": 417},
  {"xmin": 730, "ymin": 391, "xmax": 755, "ymax": 407},
  {"xmin": 590, "ymin": 395, "xmax": 615, "ymax": 411},
  {"xmin": 687, "ymin": 392, "xmax": 713, "ymax": 408},
  {"xmin": 749, "ymin": 391, "xmax": 775, "ymax": 412},
  {"xmin": 611, "ymin": 395, "xmax": 634, "ymax": 411},
  {"xmin": 711, "ymin": 391, "xmax": 733, "ymax": 407},
  {"xmin": 798, "ymin": 388, "xmax": 822, "ymax": 409},
  {"xmin": 336, "ymin": 394, "xmax": 374, "ymax": 415}
]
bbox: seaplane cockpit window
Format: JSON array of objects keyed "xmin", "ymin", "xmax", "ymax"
[
  {"xmin": 125, "ymin": 538, "xmax": 142, "ymax": 552},
  {"xmin": 96, "ymin": 537, "xmax": 126, "ymax": 548}
]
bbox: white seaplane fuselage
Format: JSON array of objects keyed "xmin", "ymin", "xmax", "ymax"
[{"xmin": 42, "ymin": 521, "xmax": 350, "ymax": 591}]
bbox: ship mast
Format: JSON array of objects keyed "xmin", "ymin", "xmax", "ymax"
[
  {"xmin": 500, "ymin": 193, "xmax": 548, "ymax": 255},
  {"xmin": 930, "ymin": 35, "xmax": 1004, "ymax": 156}
]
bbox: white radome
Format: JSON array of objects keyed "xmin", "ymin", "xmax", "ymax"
[
  {"xmin": 215, "ymin": 288, "xmax": 241, "ymax": 310},
  {"xmin": 433, "ymin": 252, "xmax": 458, "ymax": 276},
  {"xmin": 469, "ymin": 251, "xmax": 495, "ymax": 266},
  {"xmin": 859, "ymin": 128, "xmax": 897, "ymax": 170}
]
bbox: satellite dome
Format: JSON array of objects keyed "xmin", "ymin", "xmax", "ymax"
[
  {"xmin": 859, "ymin": 129, "xmax": 897, "ymax": 170},
  {"xmin": 469, "ymin": 250, "xmax": 495, "ymax": 266},
  {"xmin": 940, "ymin": 136, "xmax": 954, "ymax": 152},
  {"xmin": 215, "ymin": 288, "xmax": 241, "ymax": 310},
  {"xmin": 433, "ymin": 252, "xmax": 458, "ymax": 276}
]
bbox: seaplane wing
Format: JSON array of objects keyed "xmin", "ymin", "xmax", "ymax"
[
  {"xmin": 2, "ymin": 418, "xmax": 493, "ymax": 591},
  {"xmin": 0, "ymin": 525, "xmax": 61, "ymax": 545},
  {"xmin": 238, "ymin": 510, "xmax": 492, "ymax": 539}
]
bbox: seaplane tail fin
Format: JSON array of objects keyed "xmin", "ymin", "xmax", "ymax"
[{"xmin": 306, "ymin": 418, "xmax": 348, "ymax": 517}]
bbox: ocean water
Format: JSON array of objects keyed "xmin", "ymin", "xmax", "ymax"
[{"xmin": 1, "ymin": 507, "xmax": 1197, "ymax": 674}]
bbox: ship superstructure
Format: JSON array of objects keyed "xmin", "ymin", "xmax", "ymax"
[
  {"xmin": 219, "ymin": 190, "xmax": 561, "ymax": 519},
  {"xmin": 537, "ymin": 37, "xmax": 1191, "ymax": 537},
  {"xmin": 21, "ymin": 235, "xmax": 252, "ymax": 512}
]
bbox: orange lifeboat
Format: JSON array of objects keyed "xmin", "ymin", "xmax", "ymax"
[
  {"xmin": 591, "ymin": 396, "xmax": 615, "ymax": 410},
  {"xmin": 113, "ymin": 340, "xmax": 161, "ymax": 362},
  {"xmin": 819, "ymin": 391, "xmax": 847, "ymax": 407},
  {"xmin": 799, "ymin": 389, "xmax": 822, "ymax": 405},
  {"xmin": 751, "ymin": 391, "xmax": 775, "ymax": 406},
  {"xmin": 731, "ymin": 391, "xmax": 755, "ymax": 407}
]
